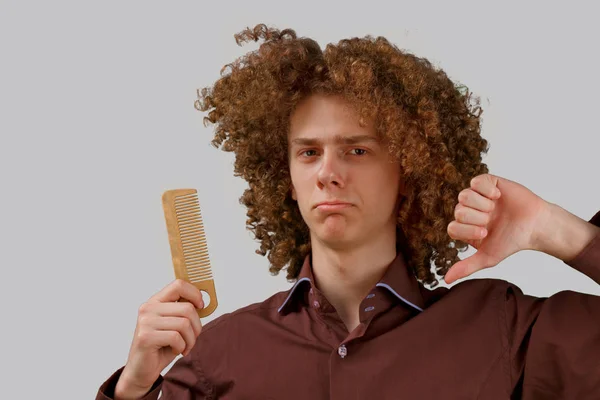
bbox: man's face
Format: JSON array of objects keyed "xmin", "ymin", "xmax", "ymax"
[{"xmin": 288, "ymin": 93, "xmax": 404, "ymax": 249}]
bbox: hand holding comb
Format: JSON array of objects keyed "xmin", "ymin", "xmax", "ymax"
[{"xmin": 162, "ymin": 189, "xmax": 218, "ymax": 318}]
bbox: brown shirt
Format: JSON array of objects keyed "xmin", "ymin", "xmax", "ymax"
[{"xmin": 97, "ymin": 210, "xmax": 600, "ymax": 400}]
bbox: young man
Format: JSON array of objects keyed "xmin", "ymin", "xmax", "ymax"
[{"xmin": 97, "ymin": 25, "xmax": 600, "ymax": 399}]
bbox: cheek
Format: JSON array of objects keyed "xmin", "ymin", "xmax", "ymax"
[
  {"xmin": 290, "ymin": 168, "xmax": 314, "ymax": 194},
  {"xmin": 290, "ymin": 177, "xmax": 310, "ymax": 208},
  {"xmin": 362, "ymin": 171, "xmax": 400, "ymax": 205}
]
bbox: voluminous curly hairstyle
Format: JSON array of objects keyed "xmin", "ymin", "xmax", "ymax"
[{"xmin": 194, "ymin": 23, "xmax": 490, "ymax": 288}]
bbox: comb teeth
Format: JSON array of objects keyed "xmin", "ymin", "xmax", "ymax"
[
  {"xmin": 174, "ymin": 193, "xmax": 213, "ymax": 282},
  {"xmin": 162, "ymin": 188, "xmax": 218, "ymax": 318}
]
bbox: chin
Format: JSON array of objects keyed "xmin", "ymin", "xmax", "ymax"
[
  {"xmin": 318, "ymin": 219, "xmax": 349, "ymax": 238},
  {"xmin": 314, "ymin": 229, "xmax": 361, "ymax": 249}
]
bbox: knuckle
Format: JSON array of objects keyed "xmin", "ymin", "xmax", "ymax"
[
  {"xmin": 447, "ymin": 222, "xmax": 455, "ymax": 236},
  {"xmin": 186, "ymin": 302, "xmax": 197, "ymax": 313},
  {"xmin": 174, "ymin": 339, "xmax": 185, "ymax": 353},
  {"xmin": 178, "ymin": 337, "xmax": 187, "ymax": 352},
  {"xmin": 170, "ymin": 331, "xmax": 181, "ymax": 343},
  {"xmin": 136, "ymin": 330, "xmax": 150, "ymax": 346},
  {"xmin": 138, "ymin": 315, "xmax": 150, "ymax": 326},
  {"xmin": 138, "ymin": 303, "xmax": 150, "ymax": 315},
  {"xmin": 181, "ymin": 318, "xmax": 192, "ymax": 331}
]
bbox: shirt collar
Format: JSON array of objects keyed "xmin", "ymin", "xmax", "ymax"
[
  {"xmin": 277, "ymin": 251, "xmax": 425, "ymax": 314},
  {"xmin": 276, "ymin": 253, "xmax": 315, "ymax": 314}
]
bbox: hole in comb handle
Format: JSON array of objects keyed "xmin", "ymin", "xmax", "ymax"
[{"xmin": 200, "ymin": 290, "xmax": 211, "ymax": 308}]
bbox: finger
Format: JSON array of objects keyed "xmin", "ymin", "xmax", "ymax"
[
  {"xmin": 458, "ymin": 189, "xmax": 496, "ymax": 213},
  {"xmin": 470, "ymin": 174, "xmax": 501, "ymax": 200},
  {"xmin": 447, "ymin": 221, "xmax": 487, "ymax": 241},
  {"xmin": 138, "ymin": 328, "xmax": 186, "ymax": 356},
  {"xmin": 150, "ymin": 279, "xmax": 204, "ymax": 309},
  {"xmin": 142, "ymin": 302, "xmax": 203, "ymax": 337},
  {"xmin": 146, "ymin": 316, "xmax": 200, "ymax": 354},
  {"xmin": 454, "ymin": 205, "xmax": 490, "ymax": 226}
]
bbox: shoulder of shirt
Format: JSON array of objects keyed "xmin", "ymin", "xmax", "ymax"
[
  {"xmin": 450, "ymin": 277, "xmax": 526, "ymax": 294},
  {"xmin": 196, "ymin": 289, "xmax": 291, "ymax": 335},
  {"xmin": 184, "ymin": 290, "xmax": 291, "ymax": 372},
  {"xmin": 419, "ymin": 277, "xmax": 530, "ymax": 306}
]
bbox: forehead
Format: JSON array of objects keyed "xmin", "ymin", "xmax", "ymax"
[{"xmin": 288, "ymin": 94, "xmax": 376, "ymax": 141}]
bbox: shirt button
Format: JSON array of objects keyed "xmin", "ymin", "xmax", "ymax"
[
  {"xmin": 313, "ymin": 300, "xmax": 320, "ymax": 308},
  {"xmin": 338, "ymin": 344, "xmax": 347, "ymax": 359}
]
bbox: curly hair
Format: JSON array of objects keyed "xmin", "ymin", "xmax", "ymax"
[{"xmin": 194, "ymin": 23, "xmax": 490, "ymax": 288}]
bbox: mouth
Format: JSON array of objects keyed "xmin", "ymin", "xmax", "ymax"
[{"xmin": 314, "ymin": 202, "xmax": 353, "ymax": 211}]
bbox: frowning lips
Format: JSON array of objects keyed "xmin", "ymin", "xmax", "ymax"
[{"xmin": 313, "ymin": 201, "xmax": 353, "ymax": 210}]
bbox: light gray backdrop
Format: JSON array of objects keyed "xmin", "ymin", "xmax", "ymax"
[{"xmin": 1, "ymin": 1, "xmax": 599, "ymax": 399}]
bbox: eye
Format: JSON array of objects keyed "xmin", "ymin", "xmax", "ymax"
[
  {"xmin": 349, "ymin": 148, "xmax": 367, "ymax": 156},
  {"xmin": 300, "ymin": 149, "xmax": 318, "ymax": 157}
]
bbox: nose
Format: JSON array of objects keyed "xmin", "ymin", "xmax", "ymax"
[{"xmin": 317, "ymin": 149, "xmax": 345, "ymax": 189}]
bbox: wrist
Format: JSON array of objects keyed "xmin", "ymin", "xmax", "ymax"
[
  {"xmin": 532, "ymin": 202, "xmax": 600, "ymax": 262},
  {"xmin": 529, "ymin": 200, "xmax": 555, "ymax": 253},
  {"xmin": 114, "ymin": 371, "xmax": 154, "ymax": 400}
]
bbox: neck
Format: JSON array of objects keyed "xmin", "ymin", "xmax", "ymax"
[{"xmin": 310, "ymin": 229, "xmax": 397, "ymax": 331}]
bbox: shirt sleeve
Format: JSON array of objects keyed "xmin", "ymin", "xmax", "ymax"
[
  {"xmin": 95, "ymin": 365, "xmax": 163, "ymax": 400},
  {"xmin": 503, "ymin": 209, "xmax": 600, "ymax": 398},
  {"xmin": 96, "ymin": 352, "xmax": 215, "ymax": 400}
]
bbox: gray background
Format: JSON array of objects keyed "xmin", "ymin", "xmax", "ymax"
[{"xmin": 1, "ymin": 1, "xmax": 599, "ymax": 398}]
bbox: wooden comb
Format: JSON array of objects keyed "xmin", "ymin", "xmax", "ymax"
[{"xmin": 162, "ymin": 188, "xmax": 218, "ymax": 318}]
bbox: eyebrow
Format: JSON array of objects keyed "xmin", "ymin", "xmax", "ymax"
[{"xmin": 290, "ymin": 134, "xmax": 381, "ymax": 146}]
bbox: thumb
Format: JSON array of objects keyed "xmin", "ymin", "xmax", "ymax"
[{"xmin": 444, "ymin": 252, "xmax": 490, "ymax": 284}]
